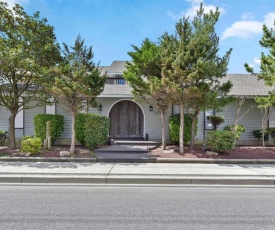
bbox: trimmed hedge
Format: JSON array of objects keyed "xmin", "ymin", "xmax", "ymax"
[
  {"xmin": 76, "ymin": 113, "xmax": 110, "ymax": 150},
  {"xmin": 21, "ymin": 137, "xmax": 42, "ymax": 155},
  {"xmin": 206, "ymin": 131, "xmax": 235, "ymax": 153},
  {"xmin": 34, "ymin": 114, "xmax": 64, "ymax": 144},
  {"xmin": 75, "ymin": 113, "xmax": 87, "ymax": 145},
  {"xmin": 169, "ymin": 114, "xmax": 197, "ymax": 145}
]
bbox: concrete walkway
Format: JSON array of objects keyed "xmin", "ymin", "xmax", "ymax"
[{"xmin": 0, "ymin": 161, "xmax": 275, "ymax": 186}]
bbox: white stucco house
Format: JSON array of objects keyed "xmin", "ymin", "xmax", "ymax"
[{"xmin": 0, "ymin": 61, "xmax": 274, "ymax": 145}]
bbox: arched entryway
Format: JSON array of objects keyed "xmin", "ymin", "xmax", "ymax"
[{"xmin": 109, "ymin": 100, "xmax": 144, "ymax": 139}]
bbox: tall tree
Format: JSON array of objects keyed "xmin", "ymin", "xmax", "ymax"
[
  {"xmin": 0, "ymin": 2, "xmax": 61, "ymax": 149},
  {"xmin": 47, "ymin": 35, "xmax": 106, "ymax": 154},
  {"xmin": 124, "ymin": 38, "xmax": 173, "ymax": 149},
  {"xmin": 245, "ymin": 19, "xmax": 275, "ymax": 147},
  {"xmin": 161, "ymin": 4, "xmax": 232, "ymax": 154}
]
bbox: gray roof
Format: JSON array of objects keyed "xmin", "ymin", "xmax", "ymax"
[
  {"xmin": 99, "ymin": 84, "xmax": 133, "ymax": 97},
  {"xmin": 99, "ymin": 61, "xmax": 273, "ymax": 97},
  {"xmin": 225, "ymin": 74, "xmax": 273, "ymax": 96},
  {"xmin": 100, "ymin": 61, "xmax": 127, "ymax": 74}
]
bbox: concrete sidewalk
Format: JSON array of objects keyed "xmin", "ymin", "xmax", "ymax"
[{"xmin": 0, "ymin": 161, "xmax": 275, "ymax": 186}]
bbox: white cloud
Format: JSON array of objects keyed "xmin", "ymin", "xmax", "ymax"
[
  {"xmin": 167, "ymin": 0, "xmax": 225, "ymax": 20},
  {"xmin": 222, "ymin": 11, "xmax": 275, "ymax": 40},
  {"xmin": 221, "ymin": 20, "xmax": 262, "ymax": 40},
  {"xmin": 264, "ymin": 12, "xmax": 275, "ymax": 28},
  {"xmin": 4, "ymin": 0, "xmax": 29, "ymax": 8},
  {"xmin": 254, "ymin": 57, "xmax": 261, "ymax": 65}
]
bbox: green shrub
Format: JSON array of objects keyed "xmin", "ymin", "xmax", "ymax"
[
  {"xmin": 252, "ymin": 130, "xmax": 269, "ymax": 142},
  {"xmin": 206, "ymin": 131, "xmax": 235, "ymax": 153},
  {"xmin": 21, "ymin": 137, "xmax": 42, "ymax": 155},
  {"xmin": 0, "ymin": 130, "xmax": 8, "ymax": 146},
  {"xmin": 169, "ymin": 114, "xmax": 197, "ymax": 145},
  {"xmin": 34, "ymin": 114, "xmax": 64, "ymax": 144},
  {"xmin": 224, "ymin": 125, "xmax": 245, "ymax": 140},
  {"xmin": 75, "ymin": 113, "xmax": 110, "ymax": 149},
  {"xmin": 267, "ymin": 127, "xmax": 275, "ymax": 139},
  {"xmin": 207, "ymin": 115, "xmax": 225, "ymax": 130},
  {"xmin": 75, "ymin": 113, "xmax": 87, "ymax": 145},
  {"xmin": 22, "ymin": 135, "xmax": 33, "ymax": 141}
]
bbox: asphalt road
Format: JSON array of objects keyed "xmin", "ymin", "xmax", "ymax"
[{"xmin": 0, "ymin": 186, "xmax": 274, "ymax": 229}]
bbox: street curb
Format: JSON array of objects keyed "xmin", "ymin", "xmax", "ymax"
[
  {"xmin": 0, "ymin": 157, "xmax": 96, "ymax": 163},
  {"xmin": 1, "ymin": 157, "xmax": 275, "ymax": 164},
  {"xmin": 0, "ymin": 175, "xmax": 274, "ymax": 186},
  {"xmin": 157, "ymin": 158, "xmax": 275, "ymax": 164}
]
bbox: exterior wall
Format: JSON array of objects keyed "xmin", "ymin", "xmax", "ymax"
[
  {"xmin": 217, "ymin": 99, "xmax": 262, "ymax": 145},
  {"xmin": 0, "ymin": 106, "xmax": 10, "ymax": 131},
  {"xmin": 24, "ymin": 102, "xmax": 45, "ymax": 136},
  {"xmin": 0, "ymin": 97, "xmax": 272, "ymax": 146},
  {"xmin": 89, "ymin": 97, "xmax": 172, "ymax": 142}
]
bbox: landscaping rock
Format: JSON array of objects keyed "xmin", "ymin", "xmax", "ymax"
[
  {"xmin": 163, "ymin": 149, "xmax": 174, "ymax": 154},
  {"xmin": 206, "ymin": 151, "xmax": 219, "ymax": 156},
  {"xmin": 60, "ymin": 151, "xmax": 70, "ymax": 157}
]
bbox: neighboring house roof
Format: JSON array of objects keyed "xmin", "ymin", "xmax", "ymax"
[{"xmin": 225, "ymin": 74, "xmax": 273, "ymax": 97}]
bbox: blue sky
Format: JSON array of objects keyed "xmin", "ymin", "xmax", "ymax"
[{"xmin": 4, "ymin": 0, "xmax": 275, "ymax": 73}]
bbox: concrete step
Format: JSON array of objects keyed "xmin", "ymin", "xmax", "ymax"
[
  {"xmin": 94, "ymin": 145, "xmax": 148, "ymax": 154},
  {"xmin": 114, "ymin": 140, "xmax": 160, "ymax": 147}
]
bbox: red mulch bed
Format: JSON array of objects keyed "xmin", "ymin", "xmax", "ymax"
[
  {"xmin": 150, "ymin": 145, "xmax": 275, "ymax": 159},
  {"xmin": 0, "ymin": 145, "xmax": 94, "ymax": 158},
  {"xmin": 1, "ymin": 145, "xmax": 275, "ymax": 159}
]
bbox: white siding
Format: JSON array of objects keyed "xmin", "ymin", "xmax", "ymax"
[
  {"xmin": 24, "ymin": 102, "xmax": 44, "ymax": 136},
  {"xmin": 217, "ymin": 99, "xmax": 262, "ymax": 145},
  {"xmin": 0, "ymin": 106, "xmax": 10, "ymax": 131},
  {"xmin": 56, "ymin": 103, "xmax": 71, "ymax": 138},
  {"xmin": 46, "ymin": 104, "xmax": 56, "ymax": 114}
]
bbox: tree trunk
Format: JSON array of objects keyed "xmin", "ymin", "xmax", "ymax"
[
  {"xmin": 70, "ymin": 111, "xmax": 76, "ymax": 154},
  {"xmin": 190, "ymin": 116, "xmax": 196, "ymax": 150},
  {"xmin": 8, "ymin": 112, "xmax": 17, "ymax": 149},
  {"xmin": 179, "ymin": 101, "xmax": 184, "ymax": 154},
  {"xmin": 160, "ymin": 109, "xmax": 166, "ymax": 150}
]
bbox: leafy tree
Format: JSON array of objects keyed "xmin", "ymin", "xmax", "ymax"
[
  {"xmin": 161, "ymin": 4, "xmax": 232, "ymax": 154},
  {"xmin": 245, "ymin": 18, "xmax": 275, "ymax": 147},
  {"xmin": 124, "ymin": 38, "xmax": 172, "ymax": 150},
  {"xmin": 0, "ymin": 2, "xmax": 61, "ymax": 149},
  {"xmin": 46, "ymin": 35, "xmax": 106, "ymax": 153}
]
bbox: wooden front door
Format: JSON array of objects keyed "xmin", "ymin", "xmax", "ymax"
[{"xmin": 109, "ymin": 100, "xmax": 144, "ymax": 138}]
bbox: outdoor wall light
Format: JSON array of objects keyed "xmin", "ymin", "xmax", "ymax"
[
  {"xmin": 149, "ymin": 105, "xmax": 153, "ymax": 111},
  {"xmin": 98, "ymin": 104, "xmax": 102, "ymax": 111}
]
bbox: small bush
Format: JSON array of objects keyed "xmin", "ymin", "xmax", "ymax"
[
  {"xmin": 169, "ymin": 114, "xmax": 197, "ymax": 145},
  {"xmin": 34, "ymin": 114, "xmax": 64, "ymax": 145},
  {"xmin": 224, "ymin": 125, "xmax": 245, "ymax": 140},
  {"xmin": 267, "ymin": 127, "xmax": 275, "ymax": 139},
  {"xmin": 252, "ymin": 130, "xmax": 269, "ymax": 143},
  {"xmin": 22, "ymin": 135, "xmax": 33, "ymax": 141},
  {"xmin": 206, "ymin": 131, "xmax": 235, "ymax": 153},
  {"xmin": 0, "ymin": 130, "xmax": 8, "ymax": 146},
  {"xmin": 75, "ymin": 113, "xmax": 110, "ymax": 149},
  {"xmin": 207, "ymin": 115, "xmax": 224, "ymax": 130},
  {"xmin": 21, "ymin": 137, "xmax": 42, "ymax": 155}
]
